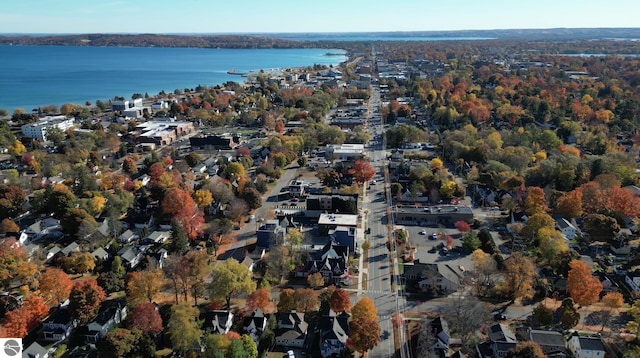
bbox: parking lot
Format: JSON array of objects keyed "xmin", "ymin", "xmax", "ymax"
[{"xmin": 401, "ymin": 225, "xmax": 475, "ymax": 272}]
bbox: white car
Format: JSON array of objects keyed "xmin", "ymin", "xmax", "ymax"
[
  {"xmin": 419, "ymin": 230, "xmax": 426, "ymax": 235},
  {"xmin": 287, "ymin": 350, "xmax": 295, "ymax": 358}
]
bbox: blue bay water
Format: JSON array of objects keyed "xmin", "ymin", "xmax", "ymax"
[{"xmin": 0, "ymin": 46, "xmax": 346, "ymax": 112}]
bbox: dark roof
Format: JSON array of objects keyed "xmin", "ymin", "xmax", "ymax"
[
  {"xmin": 92, "ymin": 299, "xmax": 126, "ymax": 326},
  {"xmin": 488, "ymin": 324, "xmax": 516, "ymax": 343},
  {"xmin": 202, "ymin": 310, "xmax": 232, "ymax": 334},
  {"xmin": 45, "ymin": 307, "xmax": 72, "ymax": 325},
  {"xmin": 575, "ymin": 335, "xmax": 605, "ymax": 351},
  {"xmin": 319, "ymin": 314, "xmax": 349, "ymax": 343},
  {"xmin": 529, "ymin": 329, "xmax": 565, "ymax": 347}
]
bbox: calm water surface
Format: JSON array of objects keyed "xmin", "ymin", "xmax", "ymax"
[{"xmin": 0, "ymin": 46, "xmax": 346, "ymax": 112}]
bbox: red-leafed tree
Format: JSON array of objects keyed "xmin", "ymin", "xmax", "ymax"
[
  {"xmin": 39, "ymin": 268, "xmax": 73, "ymax": 306},
  {"xmin": 122, "ymin": 157, "xmax": 138, "ymax": 175},
  {"xmin": 0, "ymin": 295, "xmax": 49, "ymax": 338},
  {"xmin": 275, "ymin": 120, "xmax": 284, "ymax": 134},
  {"xmin": 148, "ymin": 162, "xmax": 167, "ymax": 188},
  {"xmin": 455, "ymin": 220, "xmax": 471, "ymax": 233},
  {"xmin": 0, "ymin": 184, "xmax": 26, "ymax": 219},
  {"xmin": 127, "ymin": 302, "xmax": 163, "ymax": 335},
  {"xmin": 348, "ymin": 160, "xmax": 376, "ymax": 184},
  {"xmin": 246, "ymin": 288, "xmax": 271, "ymax": 312},
  {"xmin": 236, "ymin": 147, "xmax": 251, "ymax": 157},
  {"xmin": 555, "ymin": 190, "xmax": 583, "ymax": 218},
  {"xmin": 68, "ymin": 280, "xmax": 106, "ymax": 325},
  {"xmin": 162, "ymin": 187, "xmax": 203, "ymax": 239},
  {"xmin": 329, "ymin": 288, "xmax": 351, "ymax": 313}
]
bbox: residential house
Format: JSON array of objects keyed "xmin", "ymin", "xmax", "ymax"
[
  {"xmin": 566, "ymin": 332, "xmax": 606, "ymax": 358},
  {"xmin": 625, "ymin": 270, "xmax": 640, "ymax": 293},
  {"xmin": 429, "ymin": 317, "xmax": 452, "ymax": 357},
  {"xmin": 117, "ymin": 245, "xmax": 144, "ymax": 270},
  {"xmin": 85, "ymin": 299, "xmax": 128, "ymax": 344},
  {"xmin": 529, "ymin": 329, "xmax": 567, "ymax": 358},
  {"xmin": 256, "ymin": 219, "xmax": 287, "ymax": 249},
  {"xmin": 328, "ymin": 226, "xmax": 357, "ymax": 253},
  {"xmin": 302, "ymin": 241, "xmax": 349, "ymax": 286},
  {"xmin": 476, "ymin": 324, "xmax": 516, "ymax": 358},
  {"xmin": 42, "ymin": 306, "xmax": 75, "ymax": 342},
  {"xmin": 556, "ymin": 218, "xmax": 577, "ymax": 241},
  {"xmin": 142, "ymin": 230, "xmax": 170, "ymax": 244},
  {"xmin": 23, "ymin": 341, "xmax": 49, "ymax": 358},
  {"xmin": 46, "ymin": 246, "xmax": 61, "ymax": 263},
  {"xmin": 60, "ymin": 241, "xmax": 80, "ymax": 256},
  {"xmin": 91, "ymin": 247, "xmax": 109, "ymax": 262},
  {"xmin": 319, "ymin": 310, "xmax": 349, "ymax": 357},
  {"xmin": 275, "ymin": 312, "xmax": 308, "ymax": 348},
  {"xmin": 202, "ymin": 310, "xmax": 234, "ymax": 335},
  {"xmin": 403, "ymin": 263, "xmax": 462, "ymax": 295},
  {"xmin": 118, "ymin": 229, "xmax": 138, "ymax": 244},
  {"xmin": 24, "ymin": 217, "xmax": 61, "ymax": 241},
  {"xmin": 243, "ymin": 308, "xmax": 268, "ymax": 344}
]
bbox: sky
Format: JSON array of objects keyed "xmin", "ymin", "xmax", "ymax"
[{"xmin": 1, "ymin": 0, "xmax": 639, "ymax": 34}]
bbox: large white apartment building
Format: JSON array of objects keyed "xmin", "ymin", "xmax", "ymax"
[{"xmin": 21, "ymin": 116, "xmax": 75, "ymax": 141}]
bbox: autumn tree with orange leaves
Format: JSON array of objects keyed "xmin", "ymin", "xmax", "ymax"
[
  {"xmin": 161, "ymin": 187, "xmax": 204, "ymax": 239},
  {"xmin": 567, "ymin": 260, "xmax": 602, "ymax": 308},
  {"xmin": 348, "ymin": 160, "xmax": 376, "ymax": 184},
  {"xmin": 0, "ymin": 296, "xmax": 49, "ymax": 338},
  {"xmin": 127, "ymin": 302, "xmax": 163, "ymax": 335},
  {"xmin": 525, "ymin": 186, "xmax": 547, "ymax": 216},
  {"xmin": 348, "ymin": 316, "xmax": 381, "ymax": 355},
  {"xmin": 555, "ymin": 190, "xmax": 583, "ymax": 218},
  {"xmin": 246, "ymin": 288, "xmax": 271, "ymax": 312},
  {"xmin": 329, "ymin": 288, "xmax": 351, "ymax": 313},
  {"xmin": 68, "ymin": 280, "xmax": 106, "ymax": 325},
  {"xmin": 351, "ymin": 297, "xmax": 378, "ymax": 322},
  {"xmin": 39, "ymin": 268, "xmax": 73, "ymax": 306}
]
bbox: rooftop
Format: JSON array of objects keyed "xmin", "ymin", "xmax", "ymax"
[{"xmin": 318, "ymin": 213, "xmax": 358, "ymax": 227}]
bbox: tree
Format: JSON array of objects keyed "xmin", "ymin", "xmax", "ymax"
[
  {"xmin": 182, "ymin": 250, "xmax": 210, "ymax": 305},
  {"xmin": 225, "ymin": 162, "xmax": 246, "ymax": 181},
  {"xmin": 525, "ymin": 186, "xmax": 547, "ymax": 216},
  {"xmin": 227, "ymin": 334, "xmax": 258, "ymax": 358},
  {"xmin": 127, "ymin": 302, "xmax": 163, "ymax": 335},
  {"xmin": 0, "ymin": 239, "xmax": 38, "ymax": 291},
  {"xmin": 446, "ymin": 295, "xmax": 489, "ymax": 347},
  {"xmin": 285, "ymin": 228, "xmax": 302, "ymax": 253},
  {"xmin": 583, "ymin": 214, "xmax": 620, "ymax": 242},
  {"xmin": 0, "ymin": 184, "xmax": 26, "ymax": 219},
  {"xmin": 61, "ymin": 208, "xmax": 96, "ymax": 238},
  {"xmin": 204, "ymin": 333, "xmax": 231, "ymax": 356},
  {"xmin": 567, "ymin": 260, "xmax": 602, "ymax": 307},
  {"xmin": 461, "ymin": 231, "xmax": 481, "ymax": 252},
  {"xmin": 455, "ymin": 220, "xmax": 471, "ymax": 233},
  {"xmin": 275, "ymin": 120, "xmax": 284, "ymax": 134},
  {"xmin": 162, "ymin": 187, "xmax": 204, "ymax": 239},
  {"xmin": 39, "ymin": 268, "xmax": 73, "ymax": 306},
  {"xmin": 97, "ymin": 328, "xmax": 154, "ymax": 358},
  {"xmin": 246, "ymin": 288, "xmax": 271, "ymax": 312},
  {"xmin": 122, "ymin": 157, "xmax": 138, "ymax": 175},
  {"xmin": 226, "ymin": 198, "xmax": 249, "ymax": 226},
  {"xmin": 555, "ymin": 190, "xmax": 583, "ymax": 218},
  {"xmin": 329, "ymin": 288, "xmax": 351, "ymax": 313},
  {"xmin": 126, "ymin": 264, "xmax": 166, "ymax": 305},
  {"xmin": 316, "ymin": 168, "xmax": 342, "ymax": 187},
  {"xmin": 536, "ymin": 227, "xmax": 568, "ymax": 264},
  {"xmin": 531, "ymin": 304, "xmax": 554, "ymax": 327},
  {"xmin": 0, "ymin": 218, "xmax": 19, "ymax": 234},
  {"xmin": 97, "ymin": 271, "xmax": 125, "ymax": 294},
  {"xmin": 242, "ymin": 187, "xmax": 262, "ymax": 210},
  {"xmin": 558, "ymin": 298, "xmax": 580, "ymax": 329},
  {"xmin": 348, "ymin": 160, "xmax": 376, "ymax": 184},
  {"xmin": 0, "ymin": 295, "xmax": 49, "ymax": 338},
  {"xmin": 277, "ymin": 288, "xmax": 296, "ymax": 312},
  {"xmin": 184, "ymin": 152, "xmax": 203, "ymax": 167},
  {"xmin": 471, "ymin": 249, "xmax": 497, "ymax": 296},
  {"xmin": 503, "ymin": 252, "xmax": 535, "ymax": 301},
  {"xmin": 505, "ymin": 341, "xmax": 545, "ymax": 358},
  {"xmin": 193, "ymin": 189, "xmax": 213, "ymax": 208},
  {"xmin": 521, "ymin": 212, "xmax": 555, "ymax": 241},
  {"xmin": 167, "ymin": 303, "xmax": 201, "ymax": 356},
  {"xmin": 208, "ymin": 258, "xmax": 256, "ymax": 309},
  {"xmin": 351, "ymin": 297, "xmax": 378, "ymax": 322},
  {"xmin": 349, "ymin": 317, "xmax": 380, "ymax": 354},
  {"xmin": 294, "ymin": 288, "xmax": 319, "ymax": 313},
  {"xmin": 63, "ymin": 251, "xmax": 96, "ymax": 275},
  {"xmin": 307, "ymin": 272, "xmax": 325, "ymax": 288},
  {"xmin": 68, "ymin": 280, "xmax": 106, "ymax": 325}
]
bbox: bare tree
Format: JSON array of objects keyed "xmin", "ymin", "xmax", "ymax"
[
  {"xmin": 226, "ymin": 198, "xmax": 248, "ymax": 226},
  {"xmin": 415, "ymin": 319, "xmax": 437, "ymax": 358},
  {"xmin": 445, "ymin": 295, "xmax": 490, "ymax": 349}
]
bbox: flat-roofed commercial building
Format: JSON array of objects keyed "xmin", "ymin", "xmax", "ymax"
[{"xmin": 394, "ymin": 205, "xmax": 473, "ymax": 227}]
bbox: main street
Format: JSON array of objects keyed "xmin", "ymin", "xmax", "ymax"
[{"xmin": 361, "ymin": 82, "xmax": 408, "ymax": 358}]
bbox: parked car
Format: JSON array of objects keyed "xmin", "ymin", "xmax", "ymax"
[
  {"xmin": 287, "ymin": 350, "xmax": 295, "ymax": 358},
  {"xmin": 494, "ymin": 313, "xmax": 507, "ymax": 321},
  {"xmin": 419, "ymin": 230, "xmax": 426, "ymax": 235},
  {"xmin": 430, "ymin": 233, "xmax": 438, "ymax": 240}
]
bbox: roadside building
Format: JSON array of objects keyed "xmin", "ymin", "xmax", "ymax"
[{"xmin": 21, "ymin": 116, "xmax": 75, "ymax": 141}]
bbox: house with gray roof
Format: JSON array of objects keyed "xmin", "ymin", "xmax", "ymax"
[
  {"xmin": 403, "ymin": 263, "xmax": 462, "ymax": 295},
  {"xmin": 85, "ymin": 299, "xmax": 128, "ymax": 344},
  {"xmin": 117, "ymin": 245, "xmax": 143, "ymax": 270},
  {"xmin": 23, "ymin": 341, "xmax": 49, "ymax": 358},
  {"xmin": 529, "ymin": 329, "xmax": 567, "ymax": 358},
  {"xmin": 275, "ymin": 312, "xmax": 308, "ymax": 348},
  {"xmin": 319, "ymin": 310, "xmax": 349, "ymax": 357},
  {"xmin": 202, "ymin": 310, "xmax": 234, "ymax": 335},
  {"xmin": 566, "ymin": 332, "xmax": 605, "ymax": 358}
]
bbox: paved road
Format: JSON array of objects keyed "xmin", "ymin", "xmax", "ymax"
[{"xmin": 362, "ymin": 83, "xmax": 408, "ymax": 358}]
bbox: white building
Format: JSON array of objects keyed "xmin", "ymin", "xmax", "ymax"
[
  {"xmin": 566, "ymin": 333, "xmax": 605, "ymax": 358},
  {"xmin": 556, "ymin": 218, "xmax": 577, "ymax": 241},
  {"xmin": 21, "ymin": 116, "xmax": 75, "ymax": 141},
  {"xmin": 325, "ymin": 143, "xmax": 364, "ymax": 160}
]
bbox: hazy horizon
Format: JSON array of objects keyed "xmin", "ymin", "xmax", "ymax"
[{"xmin": 2, "ymin": 0, "xmax": 639, "ymax": 34}]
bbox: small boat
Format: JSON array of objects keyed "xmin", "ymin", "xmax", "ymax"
[{"xmin": 227, "ymin": 69, "xmax": 248, "ymax": 75}]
